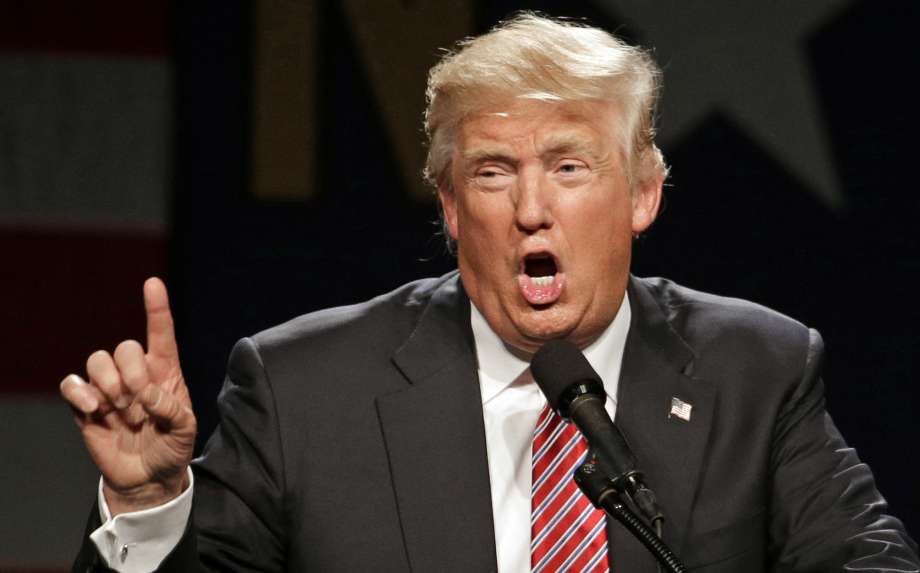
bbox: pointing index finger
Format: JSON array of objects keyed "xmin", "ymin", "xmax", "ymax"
[{"xmin": 144, "ymin": 277, "xmax": 179, "ymax": 361}]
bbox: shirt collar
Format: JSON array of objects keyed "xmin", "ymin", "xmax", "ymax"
[{"xmin": 471, "ymin": 293, "xmax": 632, "ymax": 405}]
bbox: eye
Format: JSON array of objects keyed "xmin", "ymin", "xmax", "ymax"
[
  {"xmin": 473, "ymin": 165, "xmax": 513, "ymax": 189},
  {"xmin": 557, "ymin": 161, "xmax": 587, "ymax": 174}
]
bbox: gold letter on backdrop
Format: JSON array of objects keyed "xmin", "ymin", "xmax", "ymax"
[
  {"xmin": 252, "ymin": 1, "xmax": 472, "ymax": 203},
  {"xmin": 343, "ymin": 0, "xmax": 473, "ymax": 202},
  {"xmin": 252, "ymin": 0, "xmax": 317, "ymax": 201}
]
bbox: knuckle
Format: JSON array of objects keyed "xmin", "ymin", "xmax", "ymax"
[
  {"xmin": 86, "ymin": 356, "xmax": 119, "ymax": 391},
  {"xmin": 89, "ymin": 369, "xmax": 120, "ymax": 394},
  {"xmin": 95, "ymin": 380, "xmax": 119, "ymax": 397},
  {"xmin": 124, "ymin": 403, "xmax": 146, "ymax": 425},
  {"xmin": 120, "ymin": 359, "xmax": 146, "ymax": 382}
]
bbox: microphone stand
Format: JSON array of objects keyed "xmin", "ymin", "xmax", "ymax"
[{"xmin": 575, "ymin": 459, "xmax": 688, "ymax": 573}]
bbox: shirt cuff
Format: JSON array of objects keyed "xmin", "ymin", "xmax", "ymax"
[{"xmin": 89, "ymin": 468, "xmax": 194, "ymax": 573}]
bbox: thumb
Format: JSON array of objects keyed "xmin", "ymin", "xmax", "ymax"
[{"xmin": 138, "ymin": 384, "xmax": 193, "ymax": 431}]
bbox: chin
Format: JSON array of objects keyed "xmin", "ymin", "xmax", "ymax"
[{"xmin": 515, "ymin": 306, "xmax": 577, "ymax": 345}]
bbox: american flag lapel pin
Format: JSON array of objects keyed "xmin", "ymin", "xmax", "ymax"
[{"xmin": 669, "ymin": 397, "xmax": 692, "ymax": 422}]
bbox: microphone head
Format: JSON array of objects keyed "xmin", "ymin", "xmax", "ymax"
[{"xmin": 531, "ymin": 339, "xmax": 605, "ymax": 418}]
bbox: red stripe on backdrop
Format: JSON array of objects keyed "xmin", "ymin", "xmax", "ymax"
[
  {"xmin": 0, "ymin": 0, "xmax": 169, "ymax": 57},
  {"xmin": 1, "ymin": 227, "xmax": 167, "ymax": 395}
]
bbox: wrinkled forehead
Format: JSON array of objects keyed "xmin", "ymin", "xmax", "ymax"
[{"xmin": 454, "ymin": 99, "xmax": 623, "ymax": 158}]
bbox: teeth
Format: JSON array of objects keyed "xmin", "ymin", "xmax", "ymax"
[{"xmin": 531, "ymin": 276, "xmax": 554, "ymax": 287}]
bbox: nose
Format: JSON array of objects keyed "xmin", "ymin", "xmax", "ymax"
[{"xmin": 513, "ymin": 167, "xmax": 553, "ymax": 233}]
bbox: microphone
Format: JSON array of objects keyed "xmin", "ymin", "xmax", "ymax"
[{"xmin": 531, "ymin": 339, "xmax": 664, "ymax": 525}]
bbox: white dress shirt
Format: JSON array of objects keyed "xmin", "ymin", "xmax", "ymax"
[
  {"xmin": 90, "ymin": 467, "xmax": 193, "ymax": 572},
  {"xmin": 474, "ymin": 296, "xmax": 630, "ymax": 573},
  {"xmin": 91, "ymin": 294, "xmax": 631, "ymax": 573}
]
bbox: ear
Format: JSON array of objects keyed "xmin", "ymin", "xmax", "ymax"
[
  {"xmin": 438, "ymin": 182, "xmax": 460, "ymax": 240},
  {"xmin": 631, "ymin": 174, "xmax": 663, "ymax": 234}
]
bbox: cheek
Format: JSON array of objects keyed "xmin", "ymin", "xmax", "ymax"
[
  {"xmin": 458, "ymin": 193, "xmax": 507, "ymax": 237},
  {"xmin": 458, "ymin": 217, "xmax": 500, "ymax": 263},
  {"xmin": 456, "ymin": 197, "xmax": 515, "ymax": 276},
  {"xmin": 561, "ymin": 197, "xmax": 634, "ymax": 268},
  {"xmin": 563, "ymin": 189, "xmax": 632, "ymax": 233}
]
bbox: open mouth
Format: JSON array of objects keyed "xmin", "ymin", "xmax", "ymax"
[
  {"xmin": 523, "ymin": 254, "xmax": 558, "ymax": 284},
  {"xmin": 518, "ymin": 252, "xmax": 564, "ymax": 305}
]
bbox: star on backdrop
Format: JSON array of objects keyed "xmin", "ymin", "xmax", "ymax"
[{"xmin": 595, "ymin": 0, "xmax": 853, "ymax": 209}]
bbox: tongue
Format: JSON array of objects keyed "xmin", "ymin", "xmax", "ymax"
[{"xmin": 518, "ymin": 273, "xmax": 564, "ymax": 305}]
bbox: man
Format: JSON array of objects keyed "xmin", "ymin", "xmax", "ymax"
[{"xmin": 61, "ymin": 14, "xmax": 918, "ymax": 572}]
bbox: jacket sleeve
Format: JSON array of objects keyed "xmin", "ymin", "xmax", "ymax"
[
  {"xmin": 181, "ymin": 336, "xmax": 288, "ymax": 571},
  {"xmin": 767, "ymin": 329, "xmax": 919, "ymax": 571}
]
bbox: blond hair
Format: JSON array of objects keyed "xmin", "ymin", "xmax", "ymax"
[{"xmin": 424, "ymin": 13, "xmax": 667, "ymax": 191}]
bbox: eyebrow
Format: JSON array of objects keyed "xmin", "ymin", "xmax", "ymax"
[
  {"xmin": 460, "ymin": 133, "xmax": 602, "ymax": 167},
  {"xmin": 460, "ymin": 147, "xmax": 519, "ymax": 167},
  {"xmin": 538, "ymin": 135, "xmax": 598, "ymax": 160}
]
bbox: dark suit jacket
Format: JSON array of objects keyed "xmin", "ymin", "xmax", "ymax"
[{"xmin": 75, "ymin": 272, "xmax": 919, "ymax": 572}]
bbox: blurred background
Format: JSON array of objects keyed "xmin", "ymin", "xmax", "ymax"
[{"xmin": 1, "ymin": 1, "xmax": 916, "ymax": 570}]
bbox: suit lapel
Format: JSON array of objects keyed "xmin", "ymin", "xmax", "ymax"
[
  {"xmin": 375, "ymin": 274, "xmax": 715, "ymax": 572},
  {"xmin": 607, "ymin": 278, "xmax": 716, "ymax": 572},
  {"xmin": 376, "ymin": 275, "xmax": 498, "ymax": 573}
]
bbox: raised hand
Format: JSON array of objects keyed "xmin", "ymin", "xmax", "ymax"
[{"xmin": 60, "ymin": 277, "xmax": 196, "ymax": 515}]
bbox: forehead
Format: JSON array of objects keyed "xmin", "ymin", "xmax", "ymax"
[{"xmin": 456, "ymin": 99, "xmax": 619, "ymax": 156}]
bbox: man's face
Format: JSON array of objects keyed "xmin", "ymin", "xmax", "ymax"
[{"xmin": 439, "ymin": 99, "xmax": 662, "ymax": 354}]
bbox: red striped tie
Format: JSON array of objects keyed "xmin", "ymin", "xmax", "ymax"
[{"xmin": 531, "ymin": 403, "xmax": 609, "ymax": 573}]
